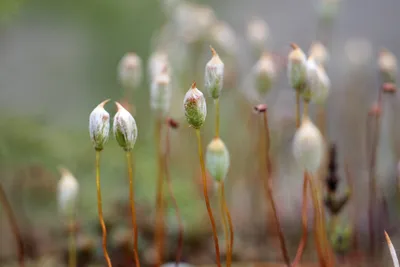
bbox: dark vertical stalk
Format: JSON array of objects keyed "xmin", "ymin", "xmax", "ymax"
[
  {"xmin": 195, "ymin": 129, "xmax": 221, "ymax": 267},
  {"xmin": 95, "ymin": 151, "xmax": 112, "ymax": 267},
  {"xmin": 163, "ymin": 120, "xmax": 184, "ymax": 267},
  {"xmin": 126, "ymin": 151, "xmax": 140, "ymax": 267},
  {"xmin": 0, "ymin": 182, "xmax": 24, "ymax": 267},
  {"xmin": 155, "ymin": 117, "xmax": 165, "ymax": 267},
  {"xmin": 259, "ymin": 106, "xmax": 290, "ymax": 266}
]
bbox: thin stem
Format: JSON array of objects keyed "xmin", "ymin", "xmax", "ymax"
[
  {"xmin": 368, "ymin": 101, "xmax": 381, "ymax": 257},
  {"xmin": 164, "ymin": 125, "xmax": 184, "ymax": 267},
  {"xmin": 292, "ymin": 174, "xmax": 309, "ymax": 267},
  {"xmin": 296, "ymin": 91, "xmax": 301, "ymax": 128},
  {"xmin": 126, "ymin": 151, "xmax": 140, "ymax": 267},
  {"xmin": 95, "ymin": 150, "xmax": 112, "ymax": 267},
  {"xmin": 262, "ymin": 112, "xmax": 291, "ymax": 267},
  {"xmin": 308, "ymin": 172, "xmax": 326, "ymax": 267},
  {"xmin": 0, "ymin": 183, "xmax": 24, "ymax": 267},
  {"xmin": 195, "ymin": 129, "xmax": 221, "ymax": 267},
  {"xmin": 344, "ymin": 162, "xmax": 358, "ymax": 251},
  {"xmin": 218, "ymin": 182, "xmax": 229, "ymax": 266},
  {"xmin": 68, "ymin": 216, "xmax": 76, "ymax": 267},
  {"xmin": 215, "ymin": 98, "xmax": 220, "ymax": 138},
  {"xmin": 292, "ymin": 94, "xmax": 309, "ymax": 267},
  {"xmin": 155, "ymin": 117, "xmax": 165, "ymax": 267},
  {"xmin": 221, "ymin": 182, "xmax": 233, "ymax": 267}
]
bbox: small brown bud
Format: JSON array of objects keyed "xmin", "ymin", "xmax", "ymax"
[
  {"xmin": 253, "ymin": 104, "xmax": 267, "ymax": 113},
  {"xmin": 167, "ymin": 118, "xmax": 179, "ymax": 129}
]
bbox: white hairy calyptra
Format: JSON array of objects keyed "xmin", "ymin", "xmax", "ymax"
[
  {"xmin": 183, "ymin": 82, "xmax": 207, "ymax": 129},
  {"xmin": 210, "ymin": 21, "xmax": 237, "ymax": 56},
  {"xmin": 57, "ymin": 167, "xmax": 79, "ymax": 216},
  {"xmin": 89, "ymin": 99, "xmax": 111, "ymax": 151},
  {"xmin": 205, "ymin": 46, "xmax": 224, "ymax": 99},
  {"xmin": 247, "ymin": 18, "xmax": 269, "ymax": 52},
  {"xmin": 254, "ymin": 52, "xmax": 276, "ymax": 96},
  {"xmin": 113, "ymin": 102, "xmax": 138, "ymax": 151},
  {"xmin": 206, "ymin": 137, "xmax": 230, "ymax": 182},
  {"xmin": 292, "ymin": 116, "xmax": 324, "ymax": 173},
  {"xmin": 304, "ymin": 56, "xmax": 331, "ymax": 104},
  {"xmin": 308, "ymin": 41, "xmax": 329, "ymax": 66},
  {"xmin": 288, "ymin": 43, "xmax": 308, "ymax": 91},
  {"xmin": 378, "ymin": 49, "xmax": 397, "ymax": 84},
  {"xmin": 118, "ymin": 52, "xmax": 142, "ymax": 90},
  {"xmin": 151, "ymin": 66, "xmax": 172, "ymax": 115},
  {"xmin": 148, "ymin": 51, "xmax": 170, "ymax": 80}
]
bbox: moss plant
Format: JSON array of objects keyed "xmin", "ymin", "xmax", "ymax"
[
  {"xmin": 254, "ymin": 104, "xmax": 290, "ymax": 266},
  {"xmin": 288, "ymin": 43, "xmax": 309, "ymax": 266},
  {"xmin": 113, "ymin": 102, "xmax": 140, "ymax": 267},
  {"xmin": 220, "ymin": 182, "xmax": 233, "ymax": 267},
  {"xmin": 57, "ymin": 167, "xmax": 79, "ymax": 267},
  {"xmin": 206, "ymin": 137, "xmax": 232, "ymax": 267},
  {"xmin": 205, "ymin": 47, "xmax": 234, "ymax": 266},
  {"xmin": 293, "ymin": 115, "xmax": 326, "ymax": 266},
  {"xmin": 184, "ymin": 82, "xmax": 221, "ymax": 267},
  {"xmin": 155, "ymin": 115, "xmax": 165, "ymax": 266},
  {"xmin": 0, "ymin": 182, "xmax": 24, "ymax": 267},
  {"xmin": 118, "ymin": 52, "xmax": 143, "ymax": 116},
  {"xmin": 150, "ymin": 62, "xmax": 172, "ymax": 266},
  {"xmin": 89, "ymin": 99, "xmax": 112, "ymax": 267},
  {"xmin": 164, "ymin": 118, "xmax": 184, "ymax": 266}
]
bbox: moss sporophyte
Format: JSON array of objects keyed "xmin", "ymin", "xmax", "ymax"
[{"xmin": 183, "ymin": 82, "xmax": 207, "ymax": 129}]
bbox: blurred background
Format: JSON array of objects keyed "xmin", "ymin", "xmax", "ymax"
[{"xmin": 1, "ymin": 0, "xmax": 400, "ymax": 266}]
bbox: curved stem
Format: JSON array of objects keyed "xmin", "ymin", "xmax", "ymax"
[
  {"xmin": 164, "ymin": 125, "xmax": 184, "ymax": 267},
  {"xmin": 221, "ymin": 182, "xmax": 233, "ymax": 267},
  {"xmin": 195, "ymin": 129, "xmax": 221, "ymax": 267},
  {"xmin": 155, "ymin": 117, "xmax": 165, "ymax": 267},
  {"xmin": 385, "ymin": 231, "xmax": 399, "ymax": 267},
  {"xmin": 215, "ymin": 98, "xmax": 220, "ymax": 138},
  {"xmin": 262, "ymin": 112, "xmax": 291, "ymax": 266},
  {"xmin": 68, "ymin": 216, "xmax": 76, "ymax": 267},
  {"xmin": 126, "ymin": 151, "xmax": 140, "ymax": 267},
  {"xmin": 218, "ymin": 182, "xmax": 229, "ymax": 265},
  {"xmin": 0, "ymin": 182, "xmax": 24, "ymax": 267},
  {"xmin": 292, "ymin": 174, "xmax": 309, "ymax": 267},
  {"xmin": 95, "ymin": 151, "xmax": 112, "ymax": 267}
]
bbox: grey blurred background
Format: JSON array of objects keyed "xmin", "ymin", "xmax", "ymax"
[{"xmin": 1, "ymin": 0, "xmax": 400, "ymax": 266}]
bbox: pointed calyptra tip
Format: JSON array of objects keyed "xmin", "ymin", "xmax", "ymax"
[
  {"xmin": 58, "ymin": 165, "xmax": 71, "ymax": 177},
  {"xmin": 384, "ymin": 231, "xmax": 390, "ymax": 243},
  {"xmin": 99, "ymin": 99, "xmax": 111, "ymax": 108},
  {"xmin": 290, "ymin": 43, "xmax": 299, "ymax": 50},
  {"xmin": 191, "ymin": 81, "xmax": 197, "ymax": 89},
  {"xmin": 115, "ymin": 101, "xmax": 124, "ymax": 111},
  {"xmin": 210, "ymin": 45, "xmax": 217, "ymax": 57}
]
